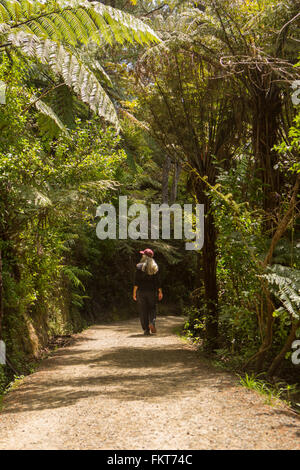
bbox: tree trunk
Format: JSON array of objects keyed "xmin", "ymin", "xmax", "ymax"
[
  {"xmin": 263, "ymin": 173, "xmax": 300, "ymax": 267},
  {"xmin": 252, "ymin": 87, "xmax": 282, "ymax": 226},
  {"xmin": 267, "ymin": 320, "xmax": 300, "ymax": 377},
  {"xmin": 255, "ymin": 300, "xmax": 274, "ymax": 372},
  {"xmin": 254, "ymin": 174, "xmax": 300, "ymax": 371},
  {"xmin": 195, "ymin": 184, "xmax": 218, "ymax": 351}
]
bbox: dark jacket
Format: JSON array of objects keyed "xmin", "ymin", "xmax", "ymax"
[{"xmin": 134, "ymin": 266, "xmax": 161, "ymax": 292}]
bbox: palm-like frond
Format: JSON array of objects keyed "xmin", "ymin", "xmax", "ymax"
[
  {"xmin": 74, "ymin": 44, "xmax": 114, "ymax": 88},
  {"xmin": 15, "ymin": 179, "xmax": 119, "ymax": 232},
  {"xmin": 10, "ymin": 32, "xmax": 119, "ymax": 127},
  {"xmin": 35, "ymin": 83, "xmax": 79, "ymax": 139},
  {"xmin": 261, "ymin": 264, "xmax": 300, "ymax": 319},
  {"xmin": 0, "ymin": 0, "xmax": 160, "ymax": 128},
  {"xmin": 0, "ymin": 0, "xmax": 160, "ymax": 46},
  {"xmin": 34, "ymin": 97, "xmax": 71, "ymax": 137},
  {"xmin": 62, "ymin": 265, "xmax": 91, "ymax": 291}
]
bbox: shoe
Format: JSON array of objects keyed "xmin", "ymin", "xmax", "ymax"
[
  {"xmin": 144, "ymin": 329, "xmax": 150, "ymax": 336},
  {"xmin": 149, "ymin": 323, "xmax": 157, "ymax": 334}
]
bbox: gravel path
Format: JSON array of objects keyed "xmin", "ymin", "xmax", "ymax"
[{"xmin": 0, "ymin": 315, "xmax": 299, "ymax": 450}]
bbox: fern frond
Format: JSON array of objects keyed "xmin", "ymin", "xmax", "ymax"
[
  {"xmin": 62, "ymin": 265, "xmax": 89, "ymax": 290},
  {"xmin": 74, "ymin": 46, "xmax": 113, "ymax": 88},
  {"xmin": 261, "ymin": 264, "xmax": 300, "ymax": 319},
  {"xmin": 18, "ymin": 185, "xmax": 53, "ymax": 208},
  {"xmin": 34, "ymin": 97, "xmax": 71, "ymax": 137},
  {"xmin": 0, "ymin": 0, "xmax": 160, "ymax": 46},
  {"xmin": 10, "ymin": 32, "xmax": 119, "ymax": 127},
  {"xmin": 1, "ymin": 0, "xmax": 160, "ymax": 128}
]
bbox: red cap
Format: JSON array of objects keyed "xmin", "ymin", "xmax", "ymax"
[{"xmin": 139, "ymin": 248, "xmax": 154, "ymax": 258}]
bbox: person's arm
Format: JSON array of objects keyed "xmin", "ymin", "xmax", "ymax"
[
  {"xmin": 133, "ymin": 285, "xmax": 138, "ymax": 301},
  {"xmin": 133, "ymin": 269, "xmax": 139, "ymax": 301},
  {"xmin": 156, "ymin": 271, "xmax": 163, "ymax": 301},
  {"xmin": 158, "ymin": 287, "xmax": 163, "ymax": 301}
]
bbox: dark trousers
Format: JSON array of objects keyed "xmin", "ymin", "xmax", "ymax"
[{"xmin": 137, "ymin": 290, "xmax": 157, "ymax": 331}]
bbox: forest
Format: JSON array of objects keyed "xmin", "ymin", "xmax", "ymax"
[{"xmin": 0, "ymin": 0, "xmax": 299, "ymax": 404}]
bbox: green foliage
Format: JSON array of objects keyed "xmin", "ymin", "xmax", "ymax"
[
  {"xmin": 0, "ymin": 366, "xmax": 6, "ymax": 395},
  {"xmin": 239, "ymin": 373, "xmax": 299, "ymax": 408},
  {"xmin": 0, "ymin": 58, "xmax": 127, "ymax": 380},
  {"xmin": 11, "ymin": 33, "xmax": 120, "ymax": 127},
  {"xmin": 274, "ymin": 112, "xmax": 300, "ymax": 175},
  {"xmin": 0, "ymin": 0, "xmax": 299, "ymax": 395},
  {"xmin": 183, "ymin": 305, "xmax": 206, "ymax": 342},
  {"xmin": 261, "ymin": 265, "xmax": 300, "ymax": 321},
  {"xmin": 0, "ymin": 0, "xmax": 159, "ymax": 46},
  {"xmin": 239, "ymin": 373, "xmax": 281, "ymax": 405},
  {"xmin": 0, "ymin": 0, "xmax": 159, "ymax": 127}
]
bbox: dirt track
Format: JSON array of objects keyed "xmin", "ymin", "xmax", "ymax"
[{"xmin": 0, "ymin": 316, "xmax": 299, "ymax": 450}]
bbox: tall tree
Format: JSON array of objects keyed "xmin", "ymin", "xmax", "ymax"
[
  {"xmin": 136, "ymin": 42, "xmax": 244, "ymax": 349},
  {"xmin": 202, "ymin": 0, "xmax": 299, "ymax": 225}
]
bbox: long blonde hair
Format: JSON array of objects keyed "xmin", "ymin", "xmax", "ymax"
[{"xmin": 139, "ymin": 255, "xmax": 158, "ymax": 275}]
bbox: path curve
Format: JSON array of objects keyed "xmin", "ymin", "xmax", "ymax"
[{"xmin": 0, "ymin": 316, "xmax": 299, "ymax": 450}]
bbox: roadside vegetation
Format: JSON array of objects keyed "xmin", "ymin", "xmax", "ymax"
[{"xmin": 0, "ymin": 1, "xmax": 299, "ymax": 403}]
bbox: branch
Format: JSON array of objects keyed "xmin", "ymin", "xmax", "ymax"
[
  {"xmin": 143, "ymin": 4, "xmax": 166, "ymax": 17},
  {"xmin": 0, "ymin": 42, "xmax": 12, "ymax": 49},
  {"xmin": 263, "ymin": 173, "xmax": 300, "ymax": 268},
  {"xmin": 277, "ymin": 11, "xmax": 300, "ymax": 37}
]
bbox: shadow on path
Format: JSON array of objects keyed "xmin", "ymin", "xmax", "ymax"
[{"xmin": 1, "ymin": 319, "xmax": 234, "ymax": 414}]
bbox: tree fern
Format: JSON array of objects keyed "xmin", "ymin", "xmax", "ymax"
[
  {"xmin": 35, "ymin": 84, "xmax": 78, "ymax": 139},
  {"xmin": 0, "ymin": 0, "xmax": 160, "ymax": 127},
  {"xmin": 62, "ymin": 265, "xmax": 91, "ymax": 291},
  {"xmin": 261, "ymin": 264, "xmax": 300, "ymax": 320},
  {"xmin": 74, "ymin": 44, "xmax": 113, "ymax": 88},
  {"xmin": 34, "ymin": 97, "xmax": 71, "ymax": 138},
  {"xmin": 10, "ymin": 32, "xmax": 120, "ymax": 127},
  {"xmin": 0, "ymin": 0, "xmax": 160, "ymax": 46}
]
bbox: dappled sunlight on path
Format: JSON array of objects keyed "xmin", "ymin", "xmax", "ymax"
[{"xmin": 0, "ymin": 316, "xmax": 299, "ymax": 450}]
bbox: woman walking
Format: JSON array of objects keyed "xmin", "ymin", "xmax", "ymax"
[{"xmin": 133, "ymin": 249, "xmax": 163, "ymax": 335}]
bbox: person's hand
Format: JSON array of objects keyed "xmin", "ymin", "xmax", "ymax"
[
  {"xmin": 133, "ymin": 286, "xmax": 138, "ymax": 301},
  {"xmin": 158, "ymin": 290, "xmax": 163, "ymax": 302}
]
